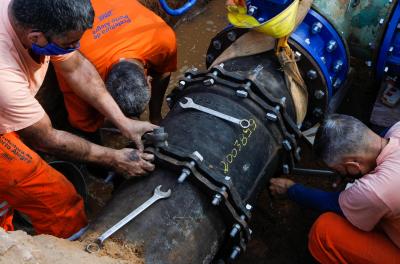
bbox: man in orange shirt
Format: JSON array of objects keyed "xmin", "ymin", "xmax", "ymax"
[
  {"xmin": 0, "ymin": 0, "xmax": 156, "ymax": 238},
  {"xmin": 57, "ymin": 0, "xmax": 177, "ymax": 130}
]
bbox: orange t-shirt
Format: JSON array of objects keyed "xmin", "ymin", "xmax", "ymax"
[
  {"xmin": 0, "ymin": 0, "xmax": 74, "ymax": 134},
  {"xmin": 79, "ymin": 0, "xmax": 177, "ymax": 79}
]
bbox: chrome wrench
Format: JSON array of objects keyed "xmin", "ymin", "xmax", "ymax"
[
  {"xmin": 179, "ymin": 97, "xmax": 250, "ymax": 129},
  {"xmin": 86, "ymin": 185, "xmax": 171, "ymax": 253}
]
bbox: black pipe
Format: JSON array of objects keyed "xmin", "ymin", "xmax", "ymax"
[{"xmin": 88, "ymin": 51, "xmax": 297, "ymax": 263}]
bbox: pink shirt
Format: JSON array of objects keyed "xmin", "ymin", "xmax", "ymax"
[
  {"xmin": 339, "ymin": 122, "xmax": 400, "ymax": 248},
  {"xmin": 0, "ymin": 0, "xmax": 73, "ymax": 134}
]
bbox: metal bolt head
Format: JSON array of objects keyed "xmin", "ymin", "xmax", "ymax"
[
  {"xmin": 236, "ymin": 90, "xmax": 248, "ymax": 98},
  {"xmin": 192, "ymin": 67, "xmax": 198, "ymax": 72},
  {"xmin": 266, "ymin": 112, "xmax": 278, "ymax": 122},
  {"xmin": 179, "ymin": 80, "xmax": 186, "ymax": 88},
  {"xmin": 294, "ymin": 51, "xmax": 302, "ymax": 60},
  {"xmin": 219, "ymin": 63, "xmax": 225, "ymax": 68},
  {"xmin": 178, "ymin": 168, "xmax": 191, "ymax": 183},
  {"xmin": 212, "ymin": 71, "xmax": 218, "ymax": 76},
  {"xmin": 227, "ymin": 31, "xmax": 237, "ymax": 42},
  {"xmin": 282, "ymin": 164, "xmax": 290, "ymax": 175},
  {"xmin": 192, "ymin": 151, "xmax": 204, "ymax": 162},
  {"xmin": 203, "ymin": 78, "xmax": 215, "ymax": 86},
  {"xmin": 379, "ymin": 18, "xmax": 385, "ymax": 25},
  {"xmin": 248, "ymin": 5, "xmax": 257, "ymax": 15},
  {"xmin": 307, "ymin": 69, "xmax": 318, "ymax": 80},
  {"xmin": 230, "ymin": 247, "xmax": 241, "ymax": 260},
  {"xmin": 311, "ymin": 22, "xmax": 323, "ymax": 34},
  {"xmin": 213, "ymin": 40, "xmax": 222, "ymax": 50},
  {"xmin": 206, "ymin": 54, "xmax": 214, "ymax": 63},
  {"xmin": 212, "ymin": 194, "xmax": 222, "ymax": 206},
  {"xmin": 314, "ymin": 90, "xmax": 325, "ymax": 99},
  {"xmin": 333, "ymin": 79, "xmax": 342, "ymax": 89},
  {"xmin": 333, "ymin": 60, "xmax": 344, "ymax": 73},
  {"xmin": 229, "ymin": 224, "xmax": 241, "ymax": 238},
  {"xmin": 225, "ymin": 176, "xmax": 231, "ymax": 181},
  {"xmin": 245, "ymin": 204, "xmax": 253, "ymax": 211},
  {"xmin": 326, "ymin": 40, "xmax": 338, "ymax": 53},
  {"xmin": 282, "ymin": 140, "xmax": 292, "ymax": 151}
]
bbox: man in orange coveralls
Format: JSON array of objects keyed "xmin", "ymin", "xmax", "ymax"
[
  {"xmin": 57, "ymin": 0, "xmax": 177, "ymax": 131},
  {"xmin": 0, "ymin": 0, "xmax": 157, "ymax": 239}
]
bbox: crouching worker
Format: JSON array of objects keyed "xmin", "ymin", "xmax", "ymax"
[
  {"xmin": 0, "ymin": 0, "xmax": 156, "ymax": 239},
  {"xmin": 269, "ymin": 114, "xmax": 400, "ymax": 263},
  {"xmin": 56, "ymin": 0, "xmax": 177, "ymax": 130}
]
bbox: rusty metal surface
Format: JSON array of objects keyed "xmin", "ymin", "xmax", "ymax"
[{"xmin": 313, "ymin": 0, "xmax": 398, "ymax": 62}]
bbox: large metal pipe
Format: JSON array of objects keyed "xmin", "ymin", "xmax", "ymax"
[{"xmin": 88, "ymin": 51, "xmax": 298, "ymax": 263}]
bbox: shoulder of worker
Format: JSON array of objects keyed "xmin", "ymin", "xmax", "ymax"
[
  {"xmin": 384, "ymin": 121, "xmax": 400, "ymax": 139},
  {"xmin": 348, "ymin": 143, "xmax": 400, "ymax": 214},
  {"xmin": 80, "ymin": 0, "xmax": 176, "ymax": 67}
]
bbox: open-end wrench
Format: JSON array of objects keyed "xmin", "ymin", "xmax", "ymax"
[
  {"xmin": 86, "ymin": 185, "xmax": 171, "ymax": 253},
  {"xmin": 179, "ymin": 97, "xmax": 250, "ymax": 129}
]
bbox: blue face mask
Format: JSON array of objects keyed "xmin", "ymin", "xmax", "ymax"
[{"xmin": 31, "ymin": 42, "xmax": 79, "ymax": 56}]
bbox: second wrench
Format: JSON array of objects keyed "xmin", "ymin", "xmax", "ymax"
[{"xmin": 86, "ymin": 185, "xmax": 171, "ymax": 253}]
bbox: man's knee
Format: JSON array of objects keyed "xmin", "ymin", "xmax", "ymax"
[{"xmin": 308, "ymin": 213, "xmax": 344, "ymax": 262}]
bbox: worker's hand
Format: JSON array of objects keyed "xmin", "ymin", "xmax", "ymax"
[
  {"xmin": 112, "ymin": 148, "xmax": 155, "ymax": 178},
  {"xmin": 269, "ymin": 178, "xmax": 296, "ymax": 196},
  {"xmin": 119, "ymin": 119, "xmax": 158, "ymax": 151}
]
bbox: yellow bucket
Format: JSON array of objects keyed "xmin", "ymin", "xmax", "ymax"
[{"xmin": 227, "ymin": 0, "xmax": 299, "ymax": 38}]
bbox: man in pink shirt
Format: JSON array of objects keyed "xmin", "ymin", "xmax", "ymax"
[
  {"xmin": 0, "ymin": 0, "xmax": 157, "ymax": 238},
  {"xmin": 270, "ymin": 114, "xmax": 400, "ymax": 263}
]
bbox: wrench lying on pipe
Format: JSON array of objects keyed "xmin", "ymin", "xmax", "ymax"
[
  {"xmin": 179, "ymin": 97, "xmax": 250, "ymax": 129},
  {"xmin": 86, "ymin": 185, "xmax": 171, "ymax": 253}
]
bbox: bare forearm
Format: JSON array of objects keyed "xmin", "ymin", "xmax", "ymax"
[
  {"xmin": 55, "ymin": 53, "xmax": 129, "ymax": 130},
  {"xmin": 20, "ymin": 123, "xmax": 115, "ymax": 165}
]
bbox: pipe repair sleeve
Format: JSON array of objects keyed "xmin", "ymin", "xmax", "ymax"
[{"xmin": 287, "ymin": 183, "xmax": 343, "ymax": 214}]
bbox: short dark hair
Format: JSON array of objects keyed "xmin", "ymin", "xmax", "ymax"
[
  {"xmin": 313, "ymin": 114, "xmax": 370, "ymax": 165},
  {"xmin": 11, "ymin": 0, "xmax": 94, "ymax": 38},
  {"xmin": 106, "ymin": 61, "xmax": 150, "ymax": 117}
]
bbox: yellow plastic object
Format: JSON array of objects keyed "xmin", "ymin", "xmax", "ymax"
[{"xmin": 227, "ymin": 0, "xmax": 299, "ymax": 38}]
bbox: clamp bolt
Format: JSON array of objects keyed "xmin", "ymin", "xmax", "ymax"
[
  {"xmin": 211, "ymin": 194, "xmax": 222, "ymax": 206},
  {"xmin": 227, "ymin": 31, "xmax": 237, "ymax": 42},
  {"xmin": 236, "ymin": 90, "xmax": 248, "ymax": 98},
  {"xmin": 282, "ymin": 140, "xmax": 292, "ymax": 151},
  {"xmin": 333, "ymin": 60, "xmax": 344, "ymax": 73},
  {"xmin": 326, "ymin": 40, "xmax": 338, "ymax": 53},
  {"xmin": 314, "ymin": 90, "xmax": 325, "ymax": 99},
  {"xmin": 266, "ymin": 112, "xmax": 278, "ymax": 122},
  {"xmin": 203, "ymin": 78, "xmax": 215, "ymax": 86},
  {"xmin": 230, "ymin": 247, "xmax": 241, "ymax": 260},
  {"xmin": 311, "ymin": 22, "xmax": 323, "ymax": 34},
  {"xmin": 282, "ymin": 164, "xmax": 290, "ymax": 175},
  {"xmin": 245, "ymin": 204, "xmax": 253, "ymax": 211},
  {"xmin": 178, "ymin": 80, "xmax": 186, "ymax": 88},
  {"xmin": 213, "ymin": 40, "xmax": 222, "ymax": 50},
  {"xmin": 230, "ymin": 224, "xmax": 241, "ymax": 238},
  {"xmin": 333, "ymin": 79, "xmax": 342, "ymax": 89},
  {"xmin": 307, "ymin": 69, "xmax": 318, "ymax": 80},
  {"xmin": 178, "ymin": 168, "xmax": 191, "ymax": 183}
]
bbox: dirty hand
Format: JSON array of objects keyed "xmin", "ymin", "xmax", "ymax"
[
  {"xmin": 112, "ymin": 148, "xmax": 155, "ymax": 178},
  {"xmin": 269, "ymin": 178, "xmax": 296, "ymax": 195},
  {"xmin": 119, "ymin": 119, "xmax": 158, "ymax": 151}
]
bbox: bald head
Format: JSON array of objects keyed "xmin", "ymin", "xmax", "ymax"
[{"xmin": 313, "ymin": 114, "xmax": 374, "ymax": 166}]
